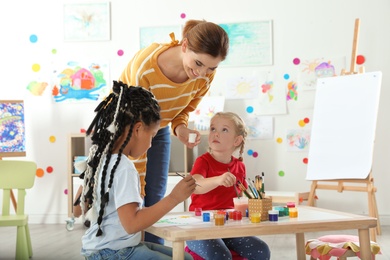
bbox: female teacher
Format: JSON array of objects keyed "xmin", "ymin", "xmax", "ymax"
[{"xmin": 119, "ymin": 19, "xmax": 229, "ymax": 244}]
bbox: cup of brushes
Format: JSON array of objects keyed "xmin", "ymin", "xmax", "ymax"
[{"xmin": 236, "ymin": 174, "xmax": 272, "ymax": 221}]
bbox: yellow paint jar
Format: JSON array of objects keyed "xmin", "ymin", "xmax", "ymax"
[
  {"xmin": 289, "ymin": 207, "xmax": 298, "ymax": 218},
  {"xmin": 214, "ymin": 213, "xmax": 225, "ymax": 226},
  {"xmin": 250, "ymin": 212, "xmax": 261, "ymax": 223}
]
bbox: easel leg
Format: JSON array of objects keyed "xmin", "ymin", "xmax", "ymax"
[
  {"xmin": 11, "ymin": 190, "xmax": 17, "ymax": 211},
  {"xmin": 368, "ymin": 188, "xmax": 381, "ymax": 241},
  {"xmin": 308, "ymin": 181, "xmax": 317, "ymax": 206}
]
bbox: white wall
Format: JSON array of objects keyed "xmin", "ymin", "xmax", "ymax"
[{"xmin": 1, "ymin": 0, "xmax": 389, "ymax": 224}]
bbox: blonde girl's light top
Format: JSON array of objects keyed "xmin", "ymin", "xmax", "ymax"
[{"xmin": 119, "ymin": 34, "xmax": 216, "ymax": 195}]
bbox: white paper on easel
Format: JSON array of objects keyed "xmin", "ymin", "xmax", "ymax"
[{"xmin": 306, "ymin": 71, "xmax": 382, "ymax": 180}]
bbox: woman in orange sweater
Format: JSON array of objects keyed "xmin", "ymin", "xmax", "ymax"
[{"xmin": 119, "ymin": 19, "xmax": 229, "ymax": 244}]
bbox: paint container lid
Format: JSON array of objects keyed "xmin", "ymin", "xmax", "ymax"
[{"xmin": 286, "ymin": 202, "xmax": 295, "ymax": 208}]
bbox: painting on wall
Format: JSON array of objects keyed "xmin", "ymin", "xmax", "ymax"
[
  {"xmin": 219, "ymin": 20, "xmax": 273, "ymax": 67},
  {"xmin": 63, "ymin": 2, "xmax": 111, "ymax": 41},
  {"xmin": 0, "ymin": 100, "xmax": 26, "ymax": 157},
  {"xmin": 139, "ymin": 25, "xmax": 181, "ymax": 49},
  {"xmin": 298, "ymin": 56, "xmax": 346, "ymax": 90},
  {"xmin": 189, "ymin": 96, "xmax": 225, "ymax": 131},
  {"xmin": 51, "ymin": 60, "xmax": 110, "ymax": 103}
]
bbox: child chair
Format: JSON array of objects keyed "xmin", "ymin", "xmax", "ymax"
[
  {"xmin": 305, "ymin": 234, "xmax": 381, "ymax": 260},
  {"xmin": 0, "ymin": 160, "xmax": 37, "ymax": 259},
  {"xmin": 185, "ymin": 246, "xmax": 247, "ymax": 260}
]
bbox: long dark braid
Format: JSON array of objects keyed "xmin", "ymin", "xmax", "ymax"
[{"xmin": 81, "ymin": 80, "xmax": 160, "ymax": 237}]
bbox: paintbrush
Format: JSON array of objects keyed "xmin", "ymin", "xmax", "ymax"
[{"xmin": 175, "ymin": 172, "xmax": 202, "ymax": 187}]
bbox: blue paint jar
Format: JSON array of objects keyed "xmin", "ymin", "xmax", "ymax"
[
  {"xmin": 203, "ymin": 212, "xmax": 210, "ymax": 222},
  {"xmin": 268, "ymin": 210, "xmax": 279, "ymax": 222}
]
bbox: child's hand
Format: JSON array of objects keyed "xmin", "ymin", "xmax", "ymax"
[
  {"xmin": 218, "ymin": 172, "xmax": 237, "ymax": 187},
  {"xmin": 169, "ymin": 175, "xmax": 196, "ymax": 203}
]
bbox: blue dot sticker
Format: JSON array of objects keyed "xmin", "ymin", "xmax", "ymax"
[
  {"xmin": 283, "ymin": 74, "xmax": 290, "ymax": 80},
  {"xmin": 29, "ymin": 34, "xmax": 38, "ymax": 43},
  {"xmin": 247, "ymin": 149, "xmax": 253, "ymax": 156},
  {"xmin": 246, "ymin": 106, "xmax": 254, "ymax": 113}
]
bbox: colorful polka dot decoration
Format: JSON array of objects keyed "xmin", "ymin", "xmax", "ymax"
[
  {"xmin": 276, "ymin": 137, "xmax": 283, "ymax": 143},
  {"xmin": 247, "ymin": 149, "xmax": 258, "ymax": 158},
  {"xmin": 298, "ymin": 117, "xmax": 310, "ymax": 127},
  {"xmin": 29, "ymin": 34, "xmax": 38, "ymax": 43},
  {"xmin": 49, "ymin": 135, "xmax": 56, "ymax": 143},
  {"xmin": 32, "ymin": 63, "xmax": 40, "ymax": 72},
  {"xmin": 180, "ymin": 13, "xmax": 186, "ymax": 19},
  {"xmin": 356, "ymin": 55, "xmax": 365, "ymax": 65},
  {"xmin": 293, "ymin": 58, "xmax": 300, "ymax": 65},
  {"xmin": 36, "ymin": 168, "xmax": 44, "ymax": 178},
  {"xmin": 117, "ymin": 49, "xmax": 124, "ymax": 56},
  {"xmin": 64, "ymin": 189, "xmax": 68, "ymax": 195},
  {"xmin": 303, "ymin": 158, "xmax": 308, "ymax": 164},
  {"xmin": 246, "ymin": 106, "xmax": 254, "ymax": 113},
  {"xmin": 46, "ymin": 166, "xmax": 53, "ymax": 173},
  {"xmin": 35, "ymin": 165, "xmax": 55, "ymax": 177},
  {"xmin": 283, "ymin": 74, "xmax": 290, "ymax": 80},
  {"xmin": 278, "ymin": 171, "xmax": 285, "ymax": 177}
]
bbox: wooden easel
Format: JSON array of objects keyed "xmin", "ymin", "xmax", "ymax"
[
  {"xmin": 0, "ymin": 157, "xmax": 17, "ymax": 211},
  {"xmin": 307, "ymin": 18, "xmax": 381, "ymax": 241}
]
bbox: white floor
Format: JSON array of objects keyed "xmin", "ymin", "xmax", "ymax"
[{"xmin": 0, "ymin": 223, "xmax": 389, "ymax": 259}]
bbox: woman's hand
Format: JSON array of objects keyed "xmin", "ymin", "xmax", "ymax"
[{"xmin": 175, "ymin": 124, "xmax": 201, "ymax": 148}]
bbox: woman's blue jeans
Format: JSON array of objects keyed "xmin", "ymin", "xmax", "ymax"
[{"xmin": 144, "ymin": 126, "xmax": 171, "ymax": 245}]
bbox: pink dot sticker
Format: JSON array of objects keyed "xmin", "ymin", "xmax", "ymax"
[
  {"xmin": 117, "ymin": 49, "xmax": 124, "ymax": 56},
  {"xmin": 180, "ymin": 13, "xmax": 186, "ymax": 19},
  {"xmin": 293, "ymin": 58, "xmax": 300, "ymax": 65}
]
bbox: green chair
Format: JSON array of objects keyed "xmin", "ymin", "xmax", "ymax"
[{"xmin": 0, "ymin": 160, "xmax": 37, "ymax": 259}]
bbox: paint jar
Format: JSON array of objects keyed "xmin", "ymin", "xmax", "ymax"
[
  {"xmin": 214, "ymin": 213, "xmax": 225, "ymax": 226},
  {"xmin": 250, "ymin": 212, "xmax": 261, "ymax": 223},
  {"xmin": 194, "ymin": 208, "xmax": 202, "ymax": 216},
  {"xmin": 283, "ymin": 206, "xmax": 289, "ymax": 216},
  {"xmin": 274, "ymin": 206, "xmax": 285, "ymax": 217},
  {"xmin": 289, "ymin": 207, "xmax": 298, "ymax": 218},
  {"xmin": 286, "ymin": 202, "xmax": 295, "ymax": 208},
  {"xmin": 268, "ymin": 210, "xmax": 279, "ymax": 222},
  {"xmin": 202, "ymin": 212, "xmax": 210, "ymax": 222},
  {"xmin": 233, "ymin": 197, "xmax": 249, "ymax": 216},
  {"xmin": 234, "ymin": 210, "xmax": 242, "ymax": 221}
]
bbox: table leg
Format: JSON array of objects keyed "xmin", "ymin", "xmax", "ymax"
[
  {"xmin": 172, "ymin": 241, "xmax": 185, "ymax": 260},
  {"xmin": 358, "ymin": 228, "xmax": 371, "ymax": 260},
  {"xmin": 295, "ymin": 233, "xmax": 306, "ymax": 260}
]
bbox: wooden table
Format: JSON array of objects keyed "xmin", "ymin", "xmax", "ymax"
[{"xmin": 145, "ymin": 206, "xmax": 377, "ymax": 260}]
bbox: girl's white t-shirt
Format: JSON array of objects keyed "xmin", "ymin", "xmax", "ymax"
[{"xmin": 81, "ymin": 154, "xmax": 143, "ymax": 256}]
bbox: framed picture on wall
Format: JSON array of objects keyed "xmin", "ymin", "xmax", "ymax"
[
  {"xmin": 0, "ymin": 100, "xmax": 26, "ymax": 157},
  {"xmin": 219, "ymin": 20, "xmax": 273, "ymax": 67},
  {"xmin": 63, "ymin": 2, "xmax": 111, "ymax": 41}
]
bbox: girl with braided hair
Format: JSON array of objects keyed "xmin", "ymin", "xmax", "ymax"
[
  {"xmin": 80, "ymin": 81, "xmax": 195, "ymax": 260},
  {"xmin": 186, "ymin": 112, "xmax": 271, "ymax": 260}
]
